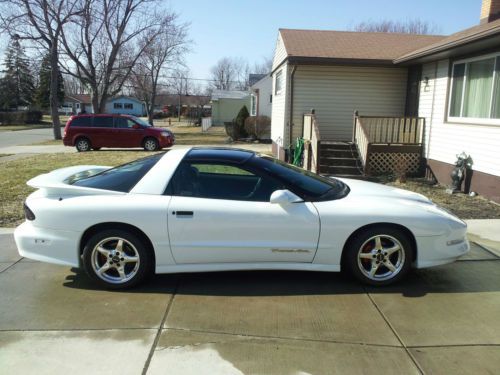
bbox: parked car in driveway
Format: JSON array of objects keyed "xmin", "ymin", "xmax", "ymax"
[
  {"xmin": 15, "ymin": 148, "xmax": 469, "ymax": 289},
  {"xmin": 62, "ymin": 114, "xmax": 175, "ymax": 151}
]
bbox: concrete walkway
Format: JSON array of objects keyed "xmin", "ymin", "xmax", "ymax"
[{"xmin": 1, "ymin": 220, "xmax": 499, "ymax": 374}]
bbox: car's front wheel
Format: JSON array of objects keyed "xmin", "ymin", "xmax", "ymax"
[
  {"xmin": 82, "ymin": 229, "xmax": 153, "ymax": 289},
  {"xmin": 346, "ymin": 226, "xmax": 412, "ymax": 286},
  {"xmin": 143, "ymin": 137, "xmax": 159, "ymax": 151}
]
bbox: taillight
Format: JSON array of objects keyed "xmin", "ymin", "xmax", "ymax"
[{"xmin": 23, "ymin": 202, "xmax": 36, "ymax": 221}]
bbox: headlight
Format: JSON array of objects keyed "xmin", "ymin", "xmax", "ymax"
[{"xmin": 161, "ymin": 131, "xmax": 170, "ymax": 137}]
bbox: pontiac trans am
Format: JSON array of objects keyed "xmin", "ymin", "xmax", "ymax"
[{"xmin": 15, "ymin": 148, "xmax": 469, "ymax": 289}]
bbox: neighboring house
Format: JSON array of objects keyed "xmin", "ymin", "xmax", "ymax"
[
  {"xmin": 271, "ymin": 0, "xmax": 500, "ymax": 202},
  {"xmin": 210, "ymin": 90, "xmax": 251, "ymax": 126},
  {"xmin": 154, "ymin": 94, "xmax": 211, "ymax": 115},
  {"xmin": 63, "ymin": 94, "xmax": 94, "ymax": 114},
  {"xmin": 250, "ymin": 74, "xmax": 272, "ymax": 118},
  {"xmin": 105, "ymin": 95, "xmax": 146, "ymax": 116}
]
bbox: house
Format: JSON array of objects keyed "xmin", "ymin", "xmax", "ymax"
[
  {"xmin": 63, "ymin": 94, "xmax": 94, "ymax": 114},
  {"xmin": 250, "ymin": 74, "xmax": 272, "ymax": 118},
  {"xmin": 210, "ymin": 90, "xmax": 251, "ymax": 126},
  {"xmin": 271, "ymin": 0, "xmax": 500, "ymax": 202},
  {"xmin": 105, "ymin": 95, "xmax": 146, "ymax": 116},
  {"xmin": 154, "ymin": 94, "xmax": 211, "ymax": 117}
]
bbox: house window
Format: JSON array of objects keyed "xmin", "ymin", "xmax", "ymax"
[
  {"xmin": 250, "ymin": 94, "xmax": 257, "ymax": 116},
  {"xmin": 114, "ymin": 103, "xmax": 123, "ymax": 109},
  {"xmin": 275, "ymin": 70, "xmax": 283, "ymax": 95},
  {"xmin": 124, "ymin": 103, "xmax": 133, "ymax": 109},
  {"xmin": 449, "ymin": 53, "xmax": 500, "ymax": 123}
]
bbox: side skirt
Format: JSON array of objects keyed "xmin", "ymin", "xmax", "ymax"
[{"xmin": 155, "ymin": 262, "xmax": 341, "ymax": 274}]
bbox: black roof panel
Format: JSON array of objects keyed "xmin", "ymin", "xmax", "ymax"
[{"xmin": 185, "ymin": 148, "xmax": 255, "ymax": 164}]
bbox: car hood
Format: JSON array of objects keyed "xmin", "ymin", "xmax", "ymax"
[{"xmin": 338, "ymin": 178, "xmax": 433, "ymax": 205}]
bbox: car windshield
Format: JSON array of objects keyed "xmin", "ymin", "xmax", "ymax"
[
  {"xmin": 69, "ymin": 153, "xmax": 163, "ymax": 192},
  {"xmin": 250, "ymin": 155, "xmax": 348, "ymax": 201},
  {"xmin": 130, "ymin": 116, "xmax": 152, "ymax": 127}
]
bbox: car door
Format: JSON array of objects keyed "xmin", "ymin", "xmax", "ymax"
[
  {"xmin": 114, "ymin": 117, "xmax": 145, "ymax": 147},
  {"xmin": 166, "ymin": 162, "xmax": 320, "ymax": 264},
  {"xmin": 92, "ymin": 116, "xmax": 115, "ymax": 147}
]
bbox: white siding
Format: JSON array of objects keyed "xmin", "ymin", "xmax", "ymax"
[
  {"xmin": 419, "ymin": 59, "xmax": 500, "ymax": 177},
  {"xmin": 271, "ymin": 63, "xmax": 289, "ymax": 146},
  {"xmin": 272, "ymin": 32, "xmax": 288, "ymax": 71},
  {"xmin": 291, "ymin": 65, "xmax": 408, "ymax": 141},
  {"xmin": 252, "ymin": 75, "xmax": 272, "ymax": 118}
]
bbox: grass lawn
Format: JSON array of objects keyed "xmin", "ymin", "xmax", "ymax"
[{"xmin": 0, "ymin": 151, "xmax": 157, "ymax": 227}]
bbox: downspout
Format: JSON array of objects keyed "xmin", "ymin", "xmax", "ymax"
[{"xmin": 288, "ymin": 65, "xmax": 297, "ymax": 159}]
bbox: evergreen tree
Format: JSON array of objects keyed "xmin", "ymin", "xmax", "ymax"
[
  {"xmin": 0, "ymin": 37, "xmax": 36, "ymax": 109},
  {"xmin": 36, "ymin": 54, "xmax": 64, "ymax": 109}
]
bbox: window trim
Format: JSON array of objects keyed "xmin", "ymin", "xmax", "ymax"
[
  {"xmin": 447, "ymin": 52, "xmax": 500, "ymax": 126},
  {"xmin": 124, "ymin": 103, "xmax": 134, "ymax": 109},
  {"xmin": 250, "ymin": 94, "xmax": 257, "ymax": 116},
  {"xmin": 113, "ymin": 102, "xmax": 123, "ymax": 109},
  {"xmin": 275, "ymin": 70, "xmax": 283, "ymax": 96}
]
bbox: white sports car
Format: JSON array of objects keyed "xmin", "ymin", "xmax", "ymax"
[{"xmin": 15, "ymin": 148, "xmax": 469, "ymax": 289}]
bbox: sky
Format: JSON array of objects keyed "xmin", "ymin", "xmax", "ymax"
[{"xmin": 173, "ymin": 0, "xmax": 482, "ymax": 83}]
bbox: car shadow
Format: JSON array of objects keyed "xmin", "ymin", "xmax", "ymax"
[{"xmin": 63, "ymin": 259, "xmax": 500, "ymax": 298}]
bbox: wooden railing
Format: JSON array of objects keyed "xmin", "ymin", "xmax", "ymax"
[
  {"xmin": 302, "ymin": 110, "xmax": 321, "ymax": 173},
  {"xmin": 353, "ymin": 111, "xmax": 425, "ymax": 175}
]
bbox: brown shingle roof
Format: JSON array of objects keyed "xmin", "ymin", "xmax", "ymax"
[
  {"xmin": 66, "ymin": 94, "xmax": 92, "ymax": 104},
  {"xmin": 395, "ymin": 18, "xmax": 500, "ymax": 63},
  {"xmin": 279, "ymin": 29, "xmax": 444, "ymax": 64}
]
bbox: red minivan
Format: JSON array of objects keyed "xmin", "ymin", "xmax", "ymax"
[{"xmin": 63, "ymin": 114, "xmax": 175, "ymax": 152}]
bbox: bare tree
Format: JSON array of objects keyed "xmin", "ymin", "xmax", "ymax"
[
  {"xmin": 353, "ymin": 19, "xmax": 440, "ymax": 35},
  {"xmin": 59, "ymin": 0, "xmax": 166, "ymax": 113},
  {"xmin": 130, "ymin": 13, "xmax": 189, "ymax": 124},
  {"xmin": 0, "ymin": 0, "xmax": 82, "ymax": 139},
  {"xmin": 209, "ymin": 57, "xmax": 238, "ymax": 91},
  {"xmin": 169, "ymin": 69, "xmax": 189, "ymax": 121}
]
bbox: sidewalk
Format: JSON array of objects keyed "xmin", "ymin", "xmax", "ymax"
[{"xmin": 465, "ymin": 219, "xmax": 500, "ymax": 257}]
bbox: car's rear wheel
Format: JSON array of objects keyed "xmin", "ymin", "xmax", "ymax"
[
  {"xmin": 346, "ymin": 227, "xmax": 412, "ymax": 286},
  {"xmin": 75, "ymin": 137, "xmax": 91, "ymax": 152},
  {"xmin": 82, "ymin": 229, "xmax": 153, "ymax": 289},
  {"xmin": 143, "ymin": 137, "xmax": 159, "ymax": 151}
]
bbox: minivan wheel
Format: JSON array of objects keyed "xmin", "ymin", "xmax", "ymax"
[
  {"xmin": 82, "ymin": 229, "xmax": 152, "ymax": 289},
  {"xmin": 75, "ymin": 137, "xmax": 91, "ymax": 152},
  {"xmin": 143, "ymin": 137, "xmax": 159, "ymax": 151},
  {"xmin": 346, "ymin": 226, "xmax": 412, "ymax": 286}
]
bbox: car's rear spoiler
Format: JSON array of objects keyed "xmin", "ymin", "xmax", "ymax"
[{"xmin": 27, "ymin": 165, "xmax": 121, "ymax": 197}]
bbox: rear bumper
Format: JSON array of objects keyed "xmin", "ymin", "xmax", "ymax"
[{"xmin": 14, "ymin": 222, "xmax": 81, "ymax": 267}]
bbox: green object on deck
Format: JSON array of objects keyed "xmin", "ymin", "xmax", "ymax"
[{"xmin": 293, "ymin": 138, "xmax": 304, "ymax": 166}]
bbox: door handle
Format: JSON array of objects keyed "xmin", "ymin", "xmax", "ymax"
[{"xmin": 173, "ymin": 211, "xmax": 194, "ymax": 217}]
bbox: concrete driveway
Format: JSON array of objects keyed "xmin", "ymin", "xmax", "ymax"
[{"xmin": 1, "ymin": 227, "xmax": 500, "ymax": 375}]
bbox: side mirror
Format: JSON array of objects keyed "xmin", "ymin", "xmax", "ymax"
[
  {"xmin": 132, "ymin": 124, "xmax": 141, "ymax": 129},
  {"xmin": 270, "ymin": 189, "xmax": 303, "ymax": 205}
]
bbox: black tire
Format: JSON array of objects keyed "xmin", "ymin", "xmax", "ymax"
[
  {"xmin": 75, "ymin": 137, "xmax": 91, "ymax": 152},
  {"xmin": 345, "ymin": 226, "xmax": 413, "ymax": 286},
  {"xmin": 143, "ymin": 137, "xmax": 159, "ymax": 151},
  {"xmin": 82, "ymin": 229, "xmax": 153, "ymax": 289}
]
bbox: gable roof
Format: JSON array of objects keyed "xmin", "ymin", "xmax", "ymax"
[
  {"xmin": 278, "ymin": 29, "xmax": 444, "ymax": 66},
  {"xmin": 211, "ymin": 90, "xmax": 249, "ymax": 100},
  {"xmin": 249, "ymin": 74, "xmax": 267, "ymax": 86},
  {"xmin": 66, "ymin": 94, "xmax": 91, "ymax": 104},
  {"xmin": 395, "ymin": 18, "xmax": 500, "ymax": 63},
  {"xmin": 154, "ymin": 94, "xmax": 210, "ymax": 106}
]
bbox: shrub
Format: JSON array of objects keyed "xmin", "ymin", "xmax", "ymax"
[
  {"xmin": 0, "ymin": 110, "xmax": 43, "ymax": 125},
  {"xmin": 234, "ymin": 105, "xmax": 249, "ymax": 139},
  {"xmin": 244, "ymin": 116, "xmax": 271, "ymax": 139}
]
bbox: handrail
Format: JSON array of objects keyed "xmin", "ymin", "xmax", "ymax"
[
  {"xmin": 357, "ymin": 116, "xmax": 424, "ymax": 145},
  {"xmin": 302, "ymin": 110, "xmax": 321, "ymax": 173},
  {"xmin": 354, "ymin": 116, "xmax": 370, "ymax": 173}
]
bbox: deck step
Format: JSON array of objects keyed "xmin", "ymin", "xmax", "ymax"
[
  {"xmin": 319, "ymin": 165, "xmax": 362, "ymax": 175},
  {"xmin": 319, "ymin": 157, "xmax": 359, "ymax": 167}
]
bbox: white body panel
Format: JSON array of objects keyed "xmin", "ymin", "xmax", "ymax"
[{"xmin": 15, "ymin": 149, "xmax": 469, "ymax": 275}]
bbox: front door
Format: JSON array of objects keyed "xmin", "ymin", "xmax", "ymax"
[
  {"xmin": 166, "ymin": 162, "xmax": 320, "ymax": 264},
  {"xmin": 113, "ymin": 117, "xmax": 145, "ymax": 147}
]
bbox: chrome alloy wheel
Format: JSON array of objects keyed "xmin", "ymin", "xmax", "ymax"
[
  {"xmin": 144, "ymin": 138, "xmax": 158, "ymax": 151},
  {"xmin": 91, "ymin": 237, "xmax": 140, "ymax": 284},
  {"xmin": 76, "ymin": 139, "xmax": 90, "ymax": 151},
  {"xmin": 357, "ymin": 234, "xmax": 405, "ymax": 281}
]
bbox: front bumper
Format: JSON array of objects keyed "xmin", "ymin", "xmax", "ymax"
[
  {"xmin": 414, "ymin": 227, "xmax": 470, "ymax": 268},
  {"xmin": 14, "ymin": 222, "xmax": 81, "ymax": 267}
]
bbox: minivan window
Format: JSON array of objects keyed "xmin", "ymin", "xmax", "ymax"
[
  {"xmin": 93, "ymin": 116, "xmax": 114, "ymax": 128},
  {"xmin": 114, "ymin": 117, "xmax": 137, "ymax": 129},
  {"xmin": 69, "ymin": 117, "xmax": 92, "ymax": 127},
  {"xmin": 131, "ymin": 116, "xmax": 152, "ymax": 127}
]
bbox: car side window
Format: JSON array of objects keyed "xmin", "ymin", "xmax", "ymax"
[
  {"xmin": 93, "ymin": 116, "xmax": 113, "ymax": 128},
  {"xmin": 114, "ymin": 117, "xmax": 137, "ymax": 129},
  {"xmin": 70, "ymin": 117, "xmax": 92, "ymax": 127},
  {"xmin": 167, "ymin": 162, "xmax": 283, "ymax": 202}
]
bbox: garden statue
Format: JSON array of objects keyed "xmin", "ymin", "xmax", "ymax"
[{"xmin": 447, "ymin": 152, "xmax": 473, "ymax": 194}]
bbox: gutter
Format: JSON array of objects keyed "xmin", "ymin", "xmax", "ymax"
[{"xmin": 288, "ymin": 65, "xmax": 297, "ymax": 153}]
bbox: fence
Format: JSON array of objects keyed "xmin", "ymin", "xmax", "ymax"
[{"xmin": 201, "ymin": 117, "xmax": 212, "ymax": 132}]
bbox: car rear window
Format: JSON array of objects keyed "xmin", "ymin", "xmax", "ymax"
[
  {"xmin": 69, "ymin": 117, "xmax": 92, "ymax": 127},
  {"xmin": 71, "ymin": 153, "xmax": 163, "ymax": 192}
]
